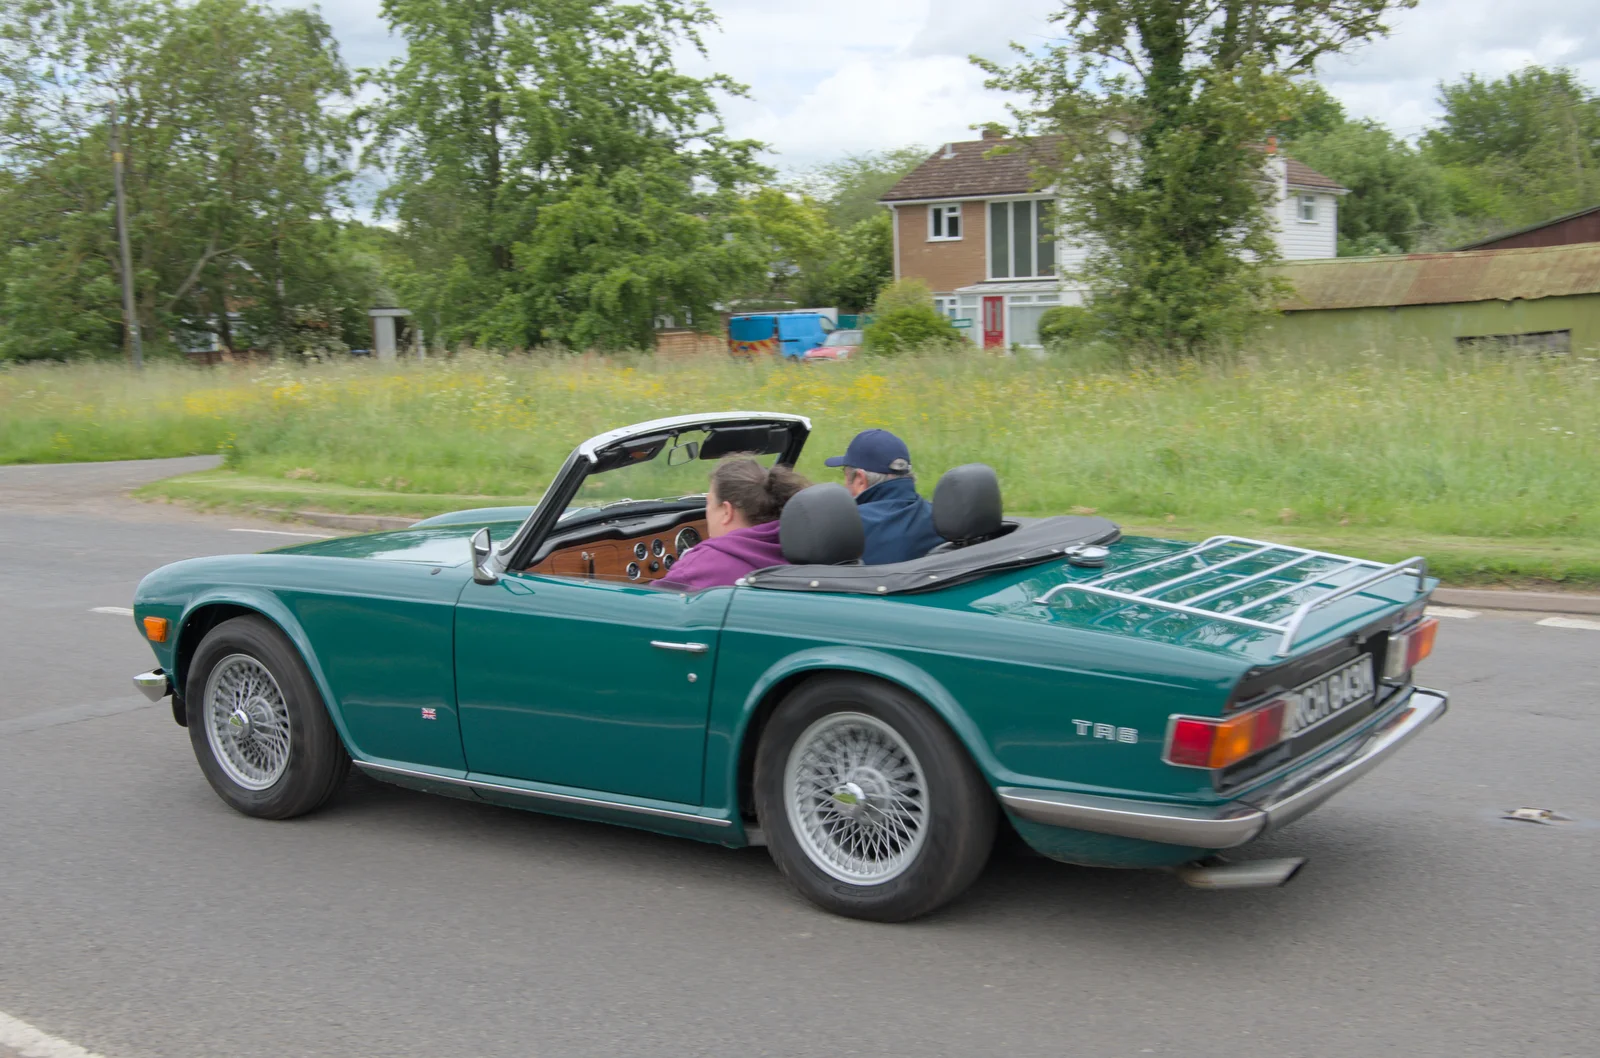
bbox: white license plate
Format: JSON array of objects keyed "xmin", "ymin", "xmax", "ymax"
[{"xmin": 1281, "ymin": 655, "xmax": 1376, "ymax": 738}]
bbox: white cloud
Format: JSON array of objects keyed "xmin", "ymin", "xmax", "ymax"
[{"xmin": 299, "ymin": 0, "xmax": 1600, "ymax": 168}]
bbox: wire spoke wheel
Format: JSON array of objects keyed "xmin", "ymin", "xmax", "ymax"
[
  {"xmin": 204, "ymin": 653, "xmax": 292, "ymax": 791},
  {"xmin": 783, "ymin": 711, "xmax": 929, "ymax": 885}
]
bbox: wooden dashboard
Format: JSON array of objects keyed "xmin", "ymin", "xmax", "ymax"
[{"xmin": 527, "ymin": 519, "xmax": 709, "ymax": 583}]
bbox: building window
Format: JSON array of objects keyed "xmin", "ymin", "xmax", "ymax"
[
  {"xmin": 933, "ymin": 296, "xmax": 959, "ymax": 320},
  {"xmin": 928, "ymin": 204, "xmax": 962, "ymax": 241},
  {"xmin": 988, "ymin": 199, "xmax": 1056, "ymax": 279},
  {"xmin": 1297, "ymin": 194, "xmax": 1317, "ymax": 222},
  {"xmin": 1456, "ymin": 330, "xmax": 1571, "ymax": 356}
]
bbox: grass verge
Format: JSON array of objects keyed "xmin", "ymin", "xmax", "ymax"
[{"xmin": 139, "ymin": 470, "xmax": 1600, "ymax": 590}]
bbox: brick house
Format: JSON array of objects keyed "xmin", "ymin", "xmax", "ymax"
[{"xmin": 879, "ymin": 131, "xmax": 1347, "ymax": 348}]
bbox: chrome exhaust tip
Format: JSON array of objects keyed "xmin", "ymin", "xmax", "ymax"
[
  {"xmin": 133, "ymin": 669, "xmax": 171, "ymax": 703},
  {"xmin": 1175, "ymin": 856, "xmax": 1305, "ymax": 890}
]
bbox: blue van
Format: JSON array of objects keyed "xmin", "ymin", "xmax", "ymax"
[{"xmin": 727, "ymin": 311, "xmax": 834, "ymax": 359}]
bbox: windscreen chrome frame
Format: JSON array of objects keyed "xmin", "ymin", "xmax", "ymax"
[{"xmin": 498, "ymin": 411, "xmax": 812, "ymax": 573}]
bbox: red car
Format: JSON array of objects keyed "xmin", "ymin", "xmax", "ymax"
[{"xmin": 802, "ymin": 329, "xmax": 863, "ymax": 362}]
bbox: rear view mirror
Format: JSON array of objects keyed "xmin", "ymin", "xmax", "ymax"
[
  {"xmin": 666, "ymin": 440, "xmax": 700, "ymax": 466},
  {"xmin": 470, "ymin": 527, "xmax": 499, "ymax": 585}
]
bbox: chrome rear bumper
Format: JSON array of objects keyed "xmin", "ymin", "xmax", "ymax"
[
  {"xmin": 133, "ymin": 669, "xmax": 171, "ymax": 702},
  {"xmin": 997, "ymin": 687, "xmax": 1448, "ymax": 850}
]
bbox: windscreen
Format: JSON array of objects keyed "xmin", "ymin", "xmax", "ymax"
[{"xmin": 575, "ymin": 426, "xmax": 790, "ymax": 506}]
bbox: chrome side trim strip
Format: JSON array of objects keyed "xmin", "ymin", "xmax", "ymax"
[
  {"xmin": 354, "ymin": 761, "xmax": 733, "ymax": 827},
  {"xmin": 998, "ymin": 687, "xmax": 1448, "ymax": 850},
  {"xmin": 133, "ymin": 669, "xmax": 171, "ymax": 702}
]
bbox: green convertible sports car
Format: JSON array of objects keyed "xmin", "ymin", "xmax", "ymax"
[{"xmin": 132, "ymin": 411, "xmax": 1447, "ymax": 921}]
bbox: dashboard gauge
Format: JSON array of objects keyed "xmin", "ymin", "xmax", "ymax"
[
  {"xmin": 662, "ymin": 554, "xmax": 675, "ymax": 569},
  {"xmin": 633, "ymin": 542, "xmax": 649, "ymax": 560},
  {"xmin": 674, "ymin": 527, "xmax": 701, "ymax": 553},
  {"xmin": 651, "ymin": 538, "xmax": 666, "ymax": 558},
  {"xmin": 625, "ymin": 562, "xmax": 642, "ymax": 580}
]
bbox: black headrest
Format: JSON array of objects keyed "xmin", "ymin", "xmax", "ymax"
[
  {"xmin": 780, "ymin": 483, "xmax": 865, "ymax": 565},
  {"xmin": 933, "ymin": 463, "xmax": 1003, "ymax": 543}
]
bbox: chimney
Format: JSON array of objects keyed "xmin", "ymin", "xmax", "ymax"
[
  {"xmin": 981, "ymin": 127, "xmax": 1003, "ymax": 141},
  {"xmin": 1265, "ymin": 135, "xmax": 1278, "ymax": 155},
  {"xmin": 941, "ymin": 142, "xmax": 956, "ymax": 159}
]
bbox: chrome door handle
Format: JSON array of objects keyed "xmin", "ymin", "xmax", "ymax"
[{"xmin": 650, "ymin": 640, "xmax": 709, "ymax": 654}]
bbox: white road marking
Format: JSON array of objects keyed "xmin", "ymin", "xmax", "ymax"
[
  {"xmin": 88, "ymin": 606, "xmax": 133, "ymax": 616},
  {"xmin": 230, "ymin": 527, "xmax": 335, "ymax": 539},
  {"xmin": 1537, "ymin": 616, "xmax": 1600, "ymax": 632},
  {"xmin": 1426, "ymin": 606, "xmax": 1479, "ymax": 619},
  {"xmin": 0, "ymin": 1010, "xmax": 109, "ymax": 1058}
]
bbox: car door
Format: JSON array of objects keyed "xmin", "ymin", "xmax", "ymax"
[{"xmin": 453, "ymin": 574, "xmax": 733, "ymax": 807}]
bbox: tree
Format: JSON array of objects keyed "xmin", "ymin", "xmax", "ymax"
[
  {"xmin": 0, "ymin": 0, "xmax": 361, "ymax": 361},
  {"xmin": 862, "ymin": 278, "xmax": 963, "ymax": 355},
  {"xmin": 364, "ymin": 0, "xmax": 775, "ymax": 350},
  {"xmin": 793, "ymin": 146, "xmax": 929, "ymax": 228},
  {"xmin": 978, "ymin": 0, "xmax": 1415, "ymax": 351},
  {"xmin": 1421, "ymin": 65, "xmax": 1600, "ymax": 235},
  {"xmin": 1287, "ymin": 119, "xmax": 1448, "ymax": 254}
]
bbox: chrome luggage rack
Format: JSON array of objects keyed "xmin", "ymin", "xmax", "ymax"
[{"xmin": 1033, "ymin": 536, "xmax": 1428, "ymax": 657}]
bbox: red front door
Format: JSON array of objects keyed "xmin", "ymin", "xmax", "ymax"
[{"xmin": 982, "ymin": 296, "xmax": 1005, "ymax": 349}]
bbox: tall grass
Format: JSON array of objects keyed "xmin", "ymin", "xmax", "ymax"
[{"xmin": 2, "ymin": 344, "xmax": 1596, "ymax": 539}]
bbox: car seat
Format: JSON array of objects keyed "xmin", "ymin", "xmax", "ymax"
[
  {"xmin": 929, "ymin": 463, "xmax": 1014, "ymax": 553},
  {"xmin": 779, "ymin": 483, "xmax": 865, "ymax": 565}
]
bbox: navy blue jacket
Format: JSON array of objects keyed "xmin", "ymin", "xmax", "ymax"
[{"xmin": 855, "ymin": 476, "xmax": 944, "ymax": 565}]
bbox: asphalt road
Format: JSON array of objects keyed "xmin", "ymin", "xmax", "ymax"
[{"xmin": 1, "ymin": 459, "xmax": 1595, "ymax": 1058}]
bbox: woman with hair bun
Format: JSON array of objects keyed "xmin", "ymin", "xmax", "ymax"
[{"xmin": 657, "ymin": 457, "xmax": 811, "ymax": 591}]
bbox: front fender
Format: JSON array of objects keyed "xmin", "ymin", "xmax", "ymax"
[{"xmin": 165, "ymin": 588, "xmax": 358, "ymax": 753}]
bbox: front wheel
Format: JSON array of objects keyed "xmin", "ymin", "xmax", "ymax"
[
  {"xmin": 753, "ymin": 676, "xmax": 996, "ymax": 921},
  {"xmin": 185, "ymin": 615, "xmax": 349, "ymax": 819}
]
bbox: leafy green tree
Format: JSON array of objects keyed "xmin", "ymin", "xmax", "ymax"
[
  {"xmin": 0, "ymin": 0, "xmax": 360, "ymax": 361},
  {"xmin": 1421, "ymin": 65, "xmax": 1600, "ymax": 235},
  {"xmin": 793, "ymin": 146, "xmax": 929, "ymax": 228},
  {"xmin": 1287, "ymin": 120, "xmax": 1448, "ymax": 254},
  {"xmin": 978, "ymin": 0, "xmax": 1414, "ymax": 352},
  {"xmin": 364, "ymin": 0, "xmax": 775, "ymax": 350}
]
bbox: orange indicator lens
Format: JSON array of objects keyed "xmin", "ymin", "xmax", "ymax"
[
  {"xmin": 143, "ymin": 616, "xmax": 169, "ymax": 643},
  {"xmin": 1406, "ymin": 618, "xmax": 1438, "ymax": 670}
]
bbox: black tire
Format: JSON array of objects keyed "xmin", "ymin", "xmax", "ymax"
[
  {"xmin": 753, "ymin": 675, "xmax": 996, "ymax": 922},
  {"xmin": 185, "ymin": 615, "xmax": 350, "ymax": 819}
]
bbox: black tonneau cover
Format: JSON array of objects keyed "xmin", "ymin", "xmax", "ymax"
[{"xmin": 742, "ymin": 515, "xmax": 1121, "ymax": 595}]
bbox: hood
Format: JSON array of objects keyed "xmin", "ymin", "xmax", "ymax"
[
  {"xmin": 700, "ymin": 520, "xmax": 785, "ymax": 566},
  {"xmin": 269, "ymin": 519, "xmax": 525, "ymax": 566}
]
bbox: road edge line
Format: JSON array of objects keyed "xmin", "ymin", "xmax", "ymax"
[{"xmin": 0, "ymin": 1010, "xmax": 109, "ymax": 1058}]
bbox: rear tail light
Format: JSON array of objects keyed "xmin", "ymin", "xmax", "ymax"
[
  {"xmin": 1383, "ymin": 617, "xmax": 1439, "ymax": 679},
  {"xmin": 1166, "ymin": 699, "xmax": 1286, "ymax": 769}
]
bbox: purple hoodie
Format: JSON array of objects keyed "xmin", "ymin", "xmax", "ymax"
[{"xmin": 658, "ymin": 520, "xmax": 786, "ymax": 591}]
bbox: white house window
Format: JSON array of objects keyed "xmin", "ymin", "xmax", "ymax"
[
  {"xmin": 933, "ymin": 296, "xmax": 959, "ymax": 320},
  {"xmin": 928, "ymin": 204, "xmax": 962, "ymax": 240},
  {"xmin": 988, "ymin": 199, "xmax": 1056, "ymax": 279},
  {"xmin": 1297, "ymin": 194, "xmax": 1317, "ymax": 222}
]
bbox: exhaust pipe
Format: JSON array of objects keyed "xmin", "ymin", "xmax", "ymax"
[{"xmin": 1175, "ymin": 856, "xmax": 1305, "ymax": 890}]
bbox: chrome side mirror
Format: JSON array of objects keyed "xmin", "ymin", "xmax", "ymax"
[{"xmin": 470, "ymin": 527, "xmax": 499, "ymax": 585}]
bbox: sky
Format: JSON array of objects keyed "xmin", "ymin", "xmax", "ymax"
[{"xmin": 309, "ymin": 0, "xmax": 1600, "ymax": 177}]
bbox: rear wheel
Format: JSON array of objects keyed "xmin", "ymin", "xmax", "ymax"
[
  {"xmin": 754, "ymin": 676, "xmax": 996, "ymax": 921},
  {"xmin": 185, "ymin": 615, "xmax": 349, "ymax": 819}
]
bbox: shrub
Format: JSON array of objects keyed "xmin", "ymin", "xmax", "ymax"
[
  {"xmin": 862, "ymin": 305, "xmax": 963, "ymax": 356},
  {"xmin": 1037, "ymin": 304, "xmax": 1096, "ymax": 347}
]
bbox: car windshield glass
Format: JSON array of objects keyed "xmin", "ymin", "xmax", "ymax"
[
  {"xmin": 823, "ymin": 330, "xmax": 862, "ymax": 346},
  {"xmin": 575, "ymin": 428, "xmax": 782, "ymax": 506}
]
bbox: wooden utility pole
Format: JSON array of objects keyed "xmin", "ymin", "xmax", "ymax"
[{"xmin": 110, "ymin": 99, "xmax": 143, "ymax": 369}]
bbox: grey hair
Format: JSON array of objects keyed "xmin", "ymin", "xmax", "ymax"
[{"xmin": 843, "ymin": 466, "xmax": 910, "ymax": 489}]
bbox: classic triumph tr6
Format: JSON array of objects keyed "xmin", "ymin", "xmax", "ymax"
[{"xmin": 132, "ymin": 412, "xmax": 1446, "ymax": 921}]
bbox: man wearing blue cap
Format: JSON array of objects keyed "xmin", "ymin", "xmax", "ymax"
[{"xmin": 824, "ymin": 429, "xmax": 945, "ymax": 564}]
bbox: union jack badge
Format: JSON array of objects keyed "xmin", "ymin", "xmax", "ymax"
[{"xmin": 421, "ymin": 707, "xmax": 438, "ymax": 720}]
